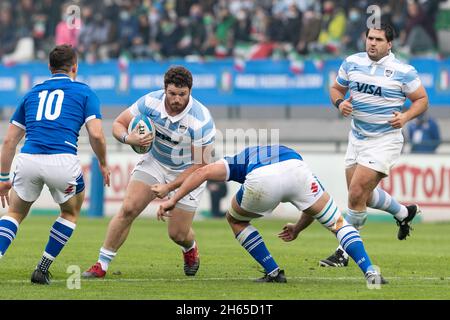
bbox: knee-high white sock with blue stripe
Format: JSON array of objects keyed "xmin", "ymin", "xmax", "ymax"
[
  {"xmin": 314, "ymin": 198, "xmax": 339, "ymax": 230},
  {"xmin": 0, "ymin": 216, "xmax": 19, "ymax": 257},
  {"xmin": 369, "ymin": 187, "xmax": 408, "ymax": 221},
  {"xmin": 38, "ymin": 217, "xmax": 76, "ymax": 273},
  {"xmin": 235, "ymin": 225, "xmax": 279, "ymax": 275}
]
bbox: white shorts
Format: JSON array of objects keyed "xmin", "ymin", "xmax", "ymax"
[
  {"xmin": 131, "ymin": 153, "xmax": 206, "ymax": 212},
  {"xmin": 12, "ymin": 153, "xmax": 84, "ymax": 204},
  {"xmin": 236, "ymin": 159, "xmax": 324, "ymax": 216},
  {"xmin": 345, "ymin": 131, "xmax": 403, "ymax": 176}
]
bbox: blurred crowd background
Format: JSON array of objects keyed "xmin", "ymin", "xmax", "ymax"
[{"xmin": 1, "ymin": 0, "xmax": 449, "ymax": 65}]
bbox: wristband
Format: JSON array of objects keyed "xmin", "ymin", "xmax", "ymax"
[
  {"xmin": 334, "ymin": 98, "xmax": 344, "ymax": 109},
  {"xmin": 0, "ymin": 172, "xmax": 9, "ymax": 182},
  {"xmin": 120, "ymin": 133, "xmax": 128, "ymax": 144}
]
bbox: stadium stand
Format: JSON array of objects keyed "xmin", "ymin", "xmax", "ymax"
[{"xmin": 0, "ymin": 0, "xmax": 449, "ymax": 64}]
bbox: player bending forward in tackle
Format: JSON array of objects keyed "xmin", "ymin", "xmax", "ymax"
[{"xmin": 157, "ymin": 145, "xmax": 387, "ymax": 285}]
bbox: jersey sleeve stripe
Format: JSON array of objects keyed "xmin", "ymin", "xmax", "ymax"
[
  {"xmin": 85, "ymin": 115, "xmax": 97, "ymax": 123},
  {"xmin": 11, "ymin": 120, "xmax": 25, "ymax": 130},
  {"xmin": 403, "ymin": 79, "xmax": 421, "ymax": 95},
  {"xmin": 219, "ymin": 158, "xmax": 231, "ymax": 181},
  {"xmin": 336, "ymin": 76, "xmax": 349, "ymax": 87}
]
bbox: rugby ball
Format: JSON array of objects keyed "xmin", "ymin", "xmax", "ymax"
[{"xmin": 128, "ymin": 114, "xmax": 155, "ymax": 154}]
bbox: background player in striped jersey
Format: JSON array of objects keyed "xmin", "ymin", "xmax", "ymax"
[
  {"xmin": 0, "ymin": 45, "xmax": 110, "ymax": 284},
  {"xmin": 320, "ymin": 23, "xmax": 429, "ymax": 267},
  {"xmin": 83, "ymin": 66, "xmax": 216, "ymax": 278},
  {"xmin": 157, "ymin": 145, "xmax": 387, "ymax": 285}
]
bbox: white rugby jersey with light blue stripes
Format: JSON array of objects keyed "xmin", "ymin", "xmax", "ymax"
[
  {"xmin": 129, "ymin": 90, "xmax": 216, "ymax": 170},
  {"xmin": 336, "ymin": 52, "xmax": 422, "ymax": 139}
]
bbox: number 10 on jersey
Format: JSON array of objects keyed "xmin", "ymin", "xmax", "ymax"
[{"xmin": 36, "ymin": 89, "xmax": 65, "ymax": 121}]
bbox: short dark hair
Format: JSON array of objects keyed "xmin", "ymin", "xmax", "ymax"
[
  {"xmin": 49, "ymin": 45, "xmax": 77, "ymax": 73},
  {"xmin": 366, "ymin": 23, "xmax": 395, "ymax": 42},
  {"xmin": 164, "ymin": 66, "xmax": 193, "ymax": 90}
]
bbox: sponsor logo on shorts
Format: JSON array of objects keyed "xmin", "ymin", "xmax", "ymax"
[
  {"xmin": 311, "ymin": 182, "xmax": 319, "ymax": 194},
  {"xmin": 64, "ymin": 185, "xmax": 74, "ymax": 195}
]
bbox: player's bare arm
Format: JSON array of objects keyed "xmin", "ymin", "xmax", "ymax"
[
  {"xmin": 156, "ymin": 160, "xmax": 227, "ymax": 221},
  {"xmin": 152, "ymin": 143, "xmax": 215, "ymax": 198},
  {"xmin": 112, "ymin": 108, "xmax": 153, "ymax": 147},
  {"xmin": 389, "ymin": 85, "xmax": 429, "ymax": 129},
  {"xmin": 85, "ymin": 118, "xmax": 110, "ymax": 187},
  {"xmin": 0, "ymin": 124, "xmax": 25, "ymax": 207},
  {"xmin": 330, "ymin": 81, "xmax": 353, "ymax": 117},
  {"xmin": 278, "ymin": 213, "xmax": 315, "ymax": 242}
]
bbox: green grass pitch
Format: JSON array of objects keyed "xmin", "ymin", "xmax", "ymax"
[{"xmin": 0, "ymin": 216, "xmax": 449, "ymax": 300}]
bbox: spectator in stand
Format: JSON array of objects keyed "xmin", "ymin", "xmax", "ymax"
[
  {"xmin": 252, "ymin": 6, "xmax": 271, "ymax": 43},
  {"xmin": 55, "ymin": 3, "xmax": 80, "ymax": 48},
  {"xmin": 0, "ymin": 3, "xmax": 19, "ymax": 59},
  {"xmin": 314, "ymin": 1, "xmax": 346, "ymax": 55},
  {"xmin": 407, "ymin": 111, "xmax": 441, "ymax": 153},
  {"xmin": 296, "ymin": 9, "xmax": 321, "ymax": 55},
  {"xmin": 154, "ymin": 12, "xmax": 183, "ymax": 58},
  {"xmin": 342, "ymin": 7, "xmax": 366, "ymax": 53},
  {"xmin": 92, "ymin": 12, "xmax": 114, "ymax": 61},
  {"xmin": 186, "ymin": 4, "xmax": 208, "ymax": 56},
  {"xmin": 385, "ymin": 0, "xmax": 408, "ymax": 36},
  {"xmin": 400, "ymin": 0, "xmax": 437, "ymax": 54},
  {"xmin": 117, "ymin": 3, "xmax": 139, "ymax": 56},
  {"xmin": 200, "ymin": 12, "xmax": 218, "ymax": 57},
  {"xmin": 284, "ymin": 3, "xmax": 303, "ymax": 48},
  {"xmin": 233, "ymin": 9, "xmax": 252, "ymax": 44},
  {"xmin": 175, "ymin": 0, "xmax": 196, "ymax": 17},
  {"xmin": 130, "ymin": 13, "xmax": 152, "ymax": 60},
  {"xmin": 214, "ymin": 6, "xmax": 235, "ymax": 57}
]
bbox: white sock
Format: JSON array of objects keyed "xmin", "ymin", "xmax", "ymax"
[
  {"xmin": 181, "ymin": 241, "xmax": 196, "ymax": 253},
  {"xmin": 98, "ymin": 247, "xmax": 117, "ymax": 271}
]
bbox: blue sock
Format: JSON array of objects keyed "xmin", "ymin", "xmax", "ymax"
[
  {"xmin": 39, "ymin": 217, "xmax": 76, "ymax": 272},
  {"xmin": 0, "ymin": 216, "xmax": 19, "ymax": 256},
  {"xmin": 336, "ymin": 224, "xmax": 374, "ymax": 274},
  {"xmin": 235, "ymin": 225, "xmax": 279, "ymax": 275}
]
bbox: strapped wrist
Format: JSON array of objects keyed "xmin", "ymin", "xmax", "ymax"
[
  {"xmin": 120, "ymin": 132, "xmax": 129, "ymax": 144},
  {"xmin": 334, "ymin": 98, "xmax": 344, "ymax": 109}
]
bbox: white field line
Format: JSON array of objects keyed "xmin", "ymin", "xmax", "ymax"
[{"xmin": 1, "ymin": 276, "xmax": 450, "ymax": 284}]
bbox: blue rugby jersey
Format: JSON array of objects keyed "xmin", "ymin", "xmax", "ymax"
[
  {"xmin": 222, "ymin": 145, "xmax": 303, "ymax": 184},
  {"xmin": 129, "ymin": 90, "xmax": 216, "ymax": 170},
  {"xmin": 336, "ymin": 52, "xmax": 421, "ymax": 139},
  {"xmin": 10, "ymin": 73, "xmax": 101, "ymax": 155}
]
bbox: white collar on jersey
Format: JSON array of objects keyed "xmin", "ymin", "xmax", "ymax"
[
  {"xmin": 368, "ymin": 52, "xmax": 395, "ymax": 66},
  {"xmin": 159, "ymin": 94, "xmax": 193, "ymax": 123}
]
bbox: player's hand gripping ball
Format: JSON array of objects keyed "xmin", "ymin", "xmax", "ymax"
[{"xmin": 128, "ymin": 114, "xmax": 155, "ymax": 154}]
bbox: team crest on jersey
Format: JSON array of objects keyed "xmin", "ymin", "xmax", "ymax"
[
  {"xmin": 177, "ymin": 124, "xmax": 188, "ymax": 134},
  {"xmin": 384, "ymin": 68, "xmax": 394, "ymax": 78}
]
